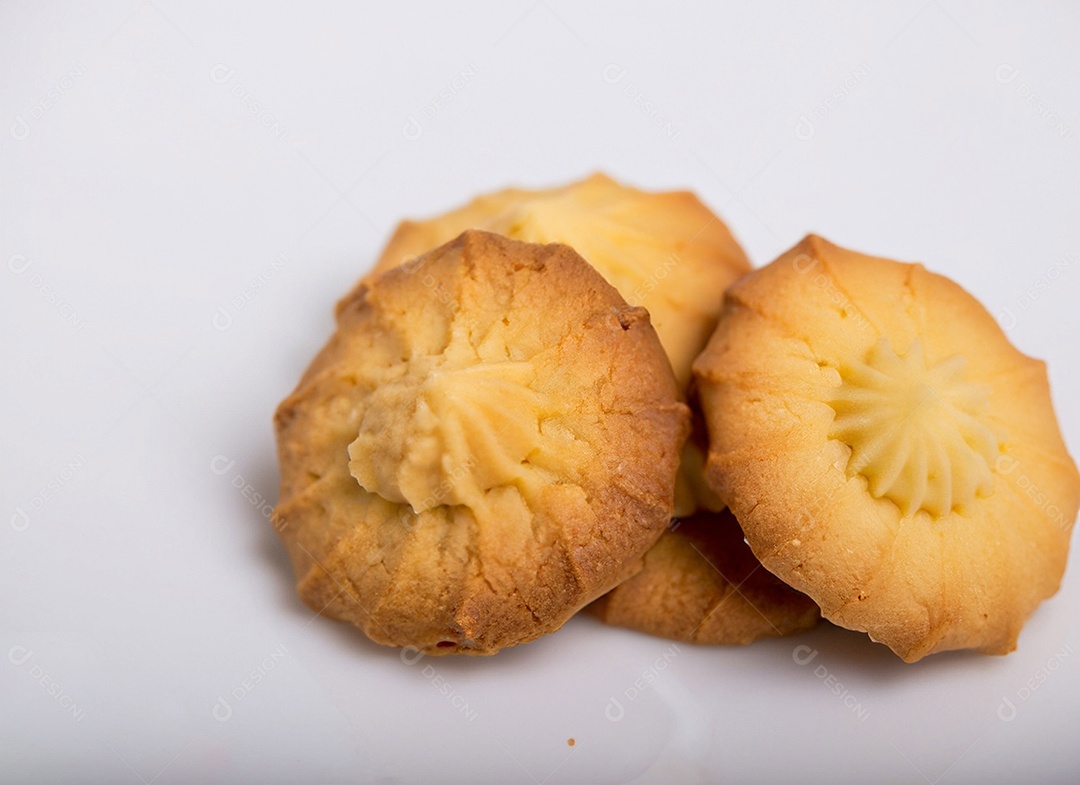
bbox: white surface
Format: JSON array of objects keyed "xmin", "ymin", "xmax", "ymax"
[{"xmin": 2, "ymin": 2, "xmax": 1078, "ymax": 783}]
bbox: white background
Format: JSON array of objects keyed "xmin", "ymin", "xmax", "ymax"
[{"xmin": 2, "ymin": 1, "xmax": 1078, "ymax": 783}]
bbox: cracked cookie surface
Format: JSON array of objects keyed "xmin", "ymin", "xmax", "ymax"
[
  {"xmin": 274, "ymin": 231, "xmax": 689, "ymax": 654},
  {"xmin": 353, "ymin": 173, "xmax": 750, "ymax": 392},
  {"xmin": 694, "ymin": 234, "xmax": 1080, "ymax": 662},
  {"xmin": 348, "ymin": 173, "xmax": 750, "ymax": 518},
  {"xmin": 588, "ymin": 510, "xmax": 820, "ymax": 644}
]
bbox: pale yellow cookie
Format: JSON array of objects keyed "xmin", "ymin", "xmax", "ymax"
[
  {"xmin": 353, "ymin": 173, "xmax": 750, "ymax": 390},
  {"xmin": 694, "ymin": 234, "xmax": 1080, "ymax": 662},
  {"xmin": 588, "ymin": 510, "xmax": 820, "ymax": 644},
  {"xmin": 347, "ymin": 172, "xmax": 749, "ymax": 515},
  {"xmin": 274, "ymin": 231, "xmax": 690, "ymax": 655}
]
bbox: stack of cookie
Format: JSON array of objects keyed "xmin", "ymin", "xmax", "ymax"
[{"xmin": 273, "ymin": 175, "xmax": 1079, "ymax": 662}]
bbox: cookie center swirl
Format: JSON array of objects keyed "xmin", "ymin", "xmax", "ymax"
[
  {"xmin": 827, "ymin": 338, "xmax": 1000, "ymax": 518},
  {"xmin": 348, "ymin": 359, "xmax": 583, "ymax": 514}
]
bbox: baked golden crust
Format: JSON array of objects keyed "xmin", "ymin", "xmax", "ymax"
[
  {"xmin": 274, "ymin": 230, "xmax": 690, "ymax": 655},
  {"xmin": 588, "ymin": 510, "xmax": 820, "ymax": 644},
  {"xmin": 694, "ymin": 234, "xmax": 1080, "ymax": 662},
  {"xmin": 346, "ymin": 173, "xmax": 748, "ymax": 516},
  {"xmin": 348, "ymin": 172, "xmax": 751, "ymax": 390}
]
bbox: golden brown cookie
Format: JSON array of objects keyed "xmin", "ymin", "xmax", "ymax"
[
  {"xmin": 352, "ymin": 172, "xmax": 751, "ymax": 391},
  {"xmin": 274, "ymin": 230, "xmax": 690, "ymax": 655},
  {"xmin": 695, "ymin": 234, "xmax": 1080, "ymax": 662},
  {"xmin": 588, "ymin": 510, "xmax": 820, "ymax": 644},
  {"xmin": 347, "ymin": 172, "xmax": 749, "ymax": 515}
]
